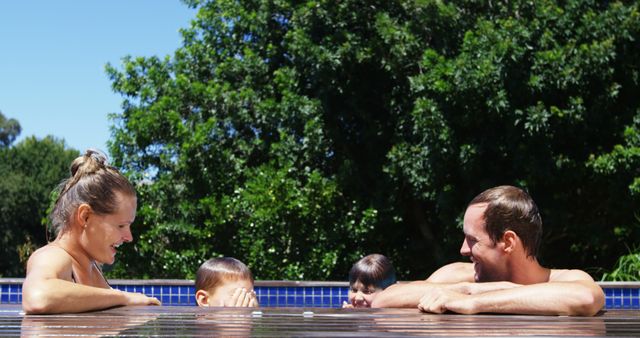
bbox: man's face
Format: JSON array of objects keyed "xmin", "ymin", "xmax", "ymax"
[{"xmin": 460, "ymin": 203, "xmax": 508, "ymax": 282}]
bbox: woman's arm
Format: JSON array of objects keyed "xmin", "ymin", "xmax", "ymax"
[{"xmin": 22, "ymin": 247, "xmax": 160, "ymax": 314}]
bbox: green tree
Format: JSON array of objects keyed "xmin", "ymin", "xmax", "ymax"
[
  {"xmin": 107, "ymin": 0, "xmax": 640, "ymax": 279},
  {"xmin": 0, "ymin": 111, "xmax": 21, "ymax": 148},
  {"xmin": 0, "ymin": 136, "xmax": 79, "ymax": 277}
]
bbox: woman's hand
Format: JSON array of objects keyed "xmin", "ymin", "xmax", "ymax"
[{"xmin": 123, "ymin": 291, "xmax": 161, "ymax": 306}]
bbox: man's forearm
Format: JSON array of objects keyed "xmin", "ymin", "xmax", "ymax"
[
  {"xmin": 374, "ymin": 280, "xmax": 522, "ymax": 308},
  {"xmin": 371, "ymin": 281, "xmax": 433, "ymax": 308},
  {"xmin": 447, "ymin": 281, "xmax": 604, "ymax": 316}
]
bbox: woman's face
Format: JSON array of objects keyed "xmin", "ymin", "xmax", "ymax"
[
  {"xmin": 348, "ymin": 281, "xmax": 381, "ymax": 308},
  {"xmin": 81, "ymin": 192, "xmax": 136, "ymax": 265}
]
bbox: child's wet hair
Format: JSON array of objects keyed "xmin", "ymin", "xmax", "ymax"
[
  {"xmin": 195, "ymin": 257, "xmax": 254, "ymax": 292},
  {"xmin": 348, "ymin": 254, "xmax": 396, "ymax": 290}
]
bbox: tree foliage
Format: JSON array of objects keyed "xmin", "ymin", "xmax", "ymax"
[
  {"xmin": 0, "ymin": 136, "xmax": 79, "ymax": 277},
  {"xmin": 0, "ymin": 111, "xmax": 21, "ymax": 148},
  {"xmin": 106, "ymin": 0, "xmax": 640, "ymax": 280}
]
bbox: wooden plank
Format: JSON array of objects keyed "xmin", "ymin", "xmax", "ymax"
[{"xmin": 2, "ymin": 305, "xmax": 639, "ymax": 337}]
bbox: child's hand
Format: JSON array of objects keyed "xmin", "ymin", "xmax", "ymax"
[
  {"xmin": 342, "ymin": 301, "xmax": 354, "ymax": 308},
  {"xmin": 226, "ymin": 288, "xmax": 259, "ymax": 307},
  {"xmin": 249, "ymin": 292, "xmax": 259, "ymax": 307}
]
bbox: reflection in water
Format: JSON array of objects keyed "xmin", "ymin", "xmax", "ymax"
[
  {"xmin": 371, "ymin": 309, "xmax": 607, "ymax": 336},
  {"xmin": 17, "ymin": 306, "xmax": 618, "ymax": 337},
  {"xmin": 20, "ymin": 311, "xmax": 158, "ymax": 337}
]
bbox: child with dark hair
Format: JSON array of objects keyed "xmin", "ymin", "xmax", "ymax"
[
  {"xmin": 195, "ymin": 257, "xmax": 259, "ymax": 307},
  {"xmin": 343, "ymin": 254, "xmax": 397, "ymax": 308}
]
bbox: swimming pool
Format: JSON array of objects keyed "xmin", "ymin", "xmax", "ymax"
[{"xmin": 1, "ymin": 279, "xmax": 638, "ymax": 309}]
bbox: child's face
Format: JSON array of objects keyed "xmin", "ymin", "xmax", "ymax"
[
  {"xmin": 348, "ymin": 281, "xmax": 381, "ymax": 308},
  {"xmin": 206, "ymin": 278, "xmax": 254, "ymax": 306}
]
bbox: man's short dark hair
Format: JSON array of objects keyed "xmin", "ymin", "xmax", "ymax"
[{"xmin": 469, "ymin": 185, "xmax": 542, "ymax": 258}]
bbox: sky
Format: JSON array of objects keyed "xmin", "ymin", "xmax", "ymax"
[{"xmin": 0, "ymin": 1, "xmax": 196, "ymax": 153}]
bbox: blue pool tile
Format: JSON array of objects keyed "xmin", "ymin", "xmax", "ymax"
[
  {"xmin": 262, "ymin": 296, "xmax": 273, "ymax": 305},
  {"xmin": 0, "ymin": 282, "xmax": 635, "ymax": 308},
  {"xmin": 179, "ymin": 296, "xmax": 191, "ymax": 305},
  {"xmin": 613, "ymin": 298, "xmax": 622, "ymax": 308}
]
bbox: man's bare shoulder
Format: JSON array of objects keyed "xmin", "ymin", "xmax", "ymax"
[
  {"xmin": 549, "ymin": 268, "xmax": 596, "ymax": 282},
  {"xmin": 426, "ymin": 262, "xmax": 475, "ymax": 283}
]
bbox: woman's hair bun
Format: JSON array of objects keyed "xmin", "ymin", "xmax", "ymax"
[{"xmin": 70, "ymin": 149, "xmax": 109, "ymax": 177}]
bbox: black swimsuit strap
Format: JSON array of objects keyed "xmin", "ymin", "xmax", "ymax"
[
  {"xmin": 92, "ymin": 261, "xmax": 111, "ymax": 288},
  {"xmin": 50, "ymin": 243, "xmax": 110, "ymax": 288}
]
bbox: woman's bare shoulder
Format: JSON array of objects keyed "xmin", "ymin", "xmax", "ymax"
[
  {"xmin": 26, "ymin": 244, "xmax": 73, "ymax": 277},
  {"xmin": 29, "ymin": 244, "xmax": 71, "ymax": 260}
]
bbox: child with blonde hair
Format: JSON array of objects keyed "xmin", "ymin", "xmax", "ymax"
[{"xmin": 195, "ymin": 257, "xmax": 258, "ymax": 307}]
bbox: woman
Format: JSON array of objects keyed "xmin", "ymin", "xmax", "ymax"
[{"xmin": 22, "ymin": 150, "xmax": 160, "ymax": 314}]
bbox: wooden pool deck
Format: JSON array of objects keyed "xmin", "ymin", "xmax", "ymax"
[{"xmin": 2, "ymin": 304, "xmax": 639, "ymax": 337}]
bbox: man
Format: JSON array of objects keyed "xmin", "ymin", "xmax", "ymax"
[{"xmin": 371, "ymin": 185, "xmax": 604, "ymax": 316}]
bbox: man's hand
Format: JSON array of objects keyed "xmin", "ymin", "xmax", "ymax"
[
  {"xmin": 417, "ymin": 286, "xmax": 475, "ymax": 314},
  {"xmin": 443, "ymin": 282, "xmax": 473, "ymax": 295}
]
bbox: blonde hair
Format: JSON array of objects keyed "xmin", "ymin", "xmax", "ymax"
[
  {"xmin": 49, "ymin": 149, "xmax": 135, "ymax": 236},
  {"xmin": 195, "ymin": 257, "xmax": 254, "ymax": 293}
]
